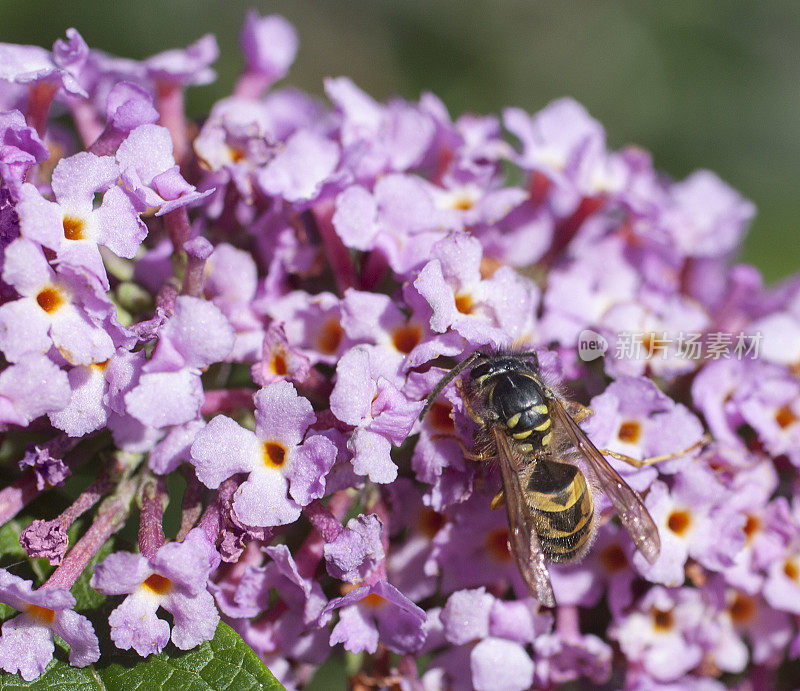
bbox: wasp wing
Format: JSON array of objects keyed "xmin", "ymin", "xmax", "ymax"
[
  {"xmin": 549, "ymin": 398, "xmax": 661, "ymax": 564},
  {"xmin": 491, "ymin": 426, "xmax": 555, "ymax": 607}
]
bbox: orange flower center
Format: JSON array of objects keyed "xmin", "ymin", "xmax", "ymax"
[
  {"xmin": 454, "ymin": 293, "xmax": 473, "ymax": 315},
  {"xmin": 418, "ymin": 508, "xmax": 446, "ymax": 538},
  {"xmin": 263, "ymin": 441, "xmax": 287, "ymax": 469},
  {"xmin": 485, "ymin": 527, "xmax": 512, "ymax": 563},
  {"xmin": 391, "ymin": 324, "xmax": 422, "ymax": 354},
  {"xmin": 667, "ymin": 510, "xmax": 691, "ymax": 536},
  {"xmin": 617, "ymin": 420, "xmax": 641, "ymax": 444},
  {"xmin": 728, "ymin": 592, "xmax": 755, "ymax": 624},
  {"xmin": 775, "ymin": 405, "xmax": 798, "ymax": 429},
  {"xmin": 318, "ymin": 318, "xmax": 343, "ymax": 355},
  {"xmin": 36, "ymin": 286, "xmax": 65, "ymax": 313},
  {"xmin": 599, "ymin": 543, "xmax": 628, "ymax": 573},
  {"xmin": 26, "ymin": 604, "xmax": 56, "ymax": 624},
  {"xmin": 62, "ymin": 215, "xmax": 85, "ymax": 241},
  {"xmin": 743, "ymin": 514, "xmax": 760, "ymax": 543},
  {"xmin": 142, "ymin": 573, "xmax": 172, "ymax": 595},
  {"xmin": 270, "ymin": 352, "xmax": 288, "ymax": 376},
  {"xmin": 429, "ymin": 401, "xmax": 455, "ymax": 433},
  {"xmin": 651, "ymin": 607, "xmax": 673, "ymax": 631}
]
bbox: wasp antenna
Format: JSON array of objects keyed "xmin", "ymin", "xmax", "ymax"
[{"xmin": 418, "ymin": 351, "xmax": 485, "ymax": 421}]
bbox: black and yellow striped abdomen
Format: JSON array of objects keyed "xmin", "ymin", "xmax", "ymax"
[{"xmin": 525, "ymin": 458, "xmax": 594, "ymax": 563}]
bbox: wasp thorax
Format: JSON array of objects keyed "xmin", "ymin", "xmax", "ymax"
[{"xmin": 490, "ymin": 373, "xmax": 549, "ymax": 437}]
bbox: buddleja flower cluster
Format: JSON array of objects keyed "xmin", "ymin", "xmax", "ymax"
[{"xmin": 0, "ymin": 11, "xmax": 798, "ymax": 689}]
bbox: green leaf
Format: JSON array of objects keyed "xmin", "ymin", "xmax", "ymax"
[{"xmin": 0, "ymin": 622, "xmax": 284, "ymax": 690}]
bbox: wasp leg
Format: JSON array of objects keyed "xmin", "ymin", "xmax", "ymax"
[
  {"xmin": 490, "ymin": 490, "xmax": 505, "ymax": 510},
  {"xmin": 597, "ymin": 435, "xmax": 711, "ymax": 468},
  {"xmin": 455, "ymin": 378, "xmax": 484, "ymax": 424},
  {"xmin": 564, "ymin": 400, "xmax": 593, "ymax": 424}
]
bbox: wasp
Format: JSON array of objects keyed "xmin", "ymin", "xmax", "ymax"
[{"xmin": 420, "ymin": 349, "xmax": 680, "ymax": 607}]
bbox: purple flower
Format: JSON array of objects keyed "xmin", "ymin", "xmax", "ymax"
[
  {"xmin": 0, "ymin": 354, "xmax": 70, "ymax": 425},
  {"xmin": 329, "ymin": 345, "xmax": 423, "ymax": 483},
  {"xmin": 324, "ymin": 513, "xmax": 384, "ymax": 583},
  {"xmin": 190, "ymin": 381, "xmax": 337, "ymax": 526},
  {"xmin": 610, "ymin": 586, "xmax": 706, "ymax": 682},
  {"xmin": 632, "ymin": 465, "xmax": 745, "ymax": 585},
  {"xmin": 0, "ymin": 569, "xmax": 99, "ymax": 680},
  {"xmin": 124, "ymin": 295, "xmax": 234, "ymax": 428},
  {"xmin": 660, "ymin": 170, "xmax": 756, "ymax": 258},
  {"xmin": 116, "ymin": 124, "xmax": 212, "ymax": 215},
  {"xmin": 0, "ymin": 110, "xmax": 49, "ymax": 198},
  {"xmin": 413, "ymin": 232, "xmax": 538, "ymax": 348},
  {"xmin": 17, "ymin": 152, "xmax": 145, "ymax": 285},
  {"xmin": 0, "ymin": 238, "xmax": 115, "ymax": 365},
  {"xmin": 90, "ymin": 528, "xmax": 220, "ymax": 657},
  {"xmin": 0, "ymin": 30, "xmax": 88, "ymax": 98},
  {"xmin": 321, "ymin": 580, "xmax": 426, "ymax": 655},
  {"xmin": 239, "ymin": 12, "xmax": 298, "ymax": 88}
]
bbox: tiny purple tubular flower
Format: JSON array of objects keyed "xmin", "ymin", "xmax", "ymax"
[
  {"xmin": 116, "ymin": 124, "xmax": 212, "ymax": 215},
  {"xmin": 0, "ymin": 354, "xmax": 70, "ymax": 425},
  {"xmin": 48, "ymin": 361, "xmax": 109, "ymax": 436},
  {"xmin": 323, "ymin": 580, "xmax": 427, "ymax": 655},
  {"xmin": 0, "ymin": 110, "xmax": 49, "ymax": 198},
  {"xmin": 19, "ymin": 443, "xmax": 70, "ymax": 490},
  {"xmin": 414, "ymin": 232, "xmax": 537, "ymax": 348},
  {"xmin": 533, "ymin": 632, "xmax": 612, "ymax": 686},
  {"xmin": 0, "ymin": 31, "xmax": 88, "ymax": 97},
  {"xmin": 583, "ymin": 375, "xmax": 705, "ymax": 479},
  {"xmin": 257, "ymin": 129, "xmax": 340, "ymax": 203},
  {"xmin": 19, "ymin": 519, "xmax": 68, "ymax": 563},
  {"xmin": 104, "ymin": 81, "xmax": 160, "ymax": 133},
  {"xmin": 611, "ymin": 586, "xmax": 705, "ymax": 682},
  {"xmin": 470, "ymin": 637, "xmax": 535, "ymax": 691},
  {"xmin": 143, "ymin": 34, "xmax": 219, "ymax": 87},
  {"xmin": 17, "ymin": 151, "xmax": 146, "ymax": 283},
  {"xmin": 0, "ymin": 238, "xmax": 115, "ymax": 365},
  {"xmin": 251, "ymin": 321, "xmax": 311, "ymax": 385},
  {"xmin": 125, "ymin": 296, "xmax": 234, "ymax": 428},
  {"xmin": 440, "ymin": 588, "xmax": 493, "ymax": 645},
  {"xmin": 324, "ymin": 513, "xmax": 385, "ymax": 582},
  {"xmin": 190, "ymin": 381, "xmax": 336, "ymax": 526},
  {"xmin": 329, "ymin": 345, "xmax": 423, "ymax": 483},
  {"xmin": 240, "ymin": 11, "xmax": 298, "ymax": 86},
  {"xmin": 0, "ymin": 569, "xmax": 100, "ymax": 680},
  {"xmin": 662, "ymin": 169, "xmax": 756, "ymax": 258},
  {"xmin": 91, "ymin": 528, "xmax": 220, "ymax": 657}
]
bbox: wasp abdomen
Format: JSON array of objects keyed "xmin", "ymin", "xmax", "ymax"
[{"xmin": 526, "ymin": 459, "xmax": 594, "ymax": 563}]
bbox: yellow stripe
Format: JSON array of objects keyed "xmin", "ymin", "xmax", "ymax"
[
  {"xmin": 506, "ymin": 413, "xmax": 521, "ymax": 429},
  {"xmin": 534, "ymin": 418, "xmax": 551, "ymax": 432},
  {"xmin": 512, "ymin": 429, "xmax": 532, "ymax": 440},
  {"xmin": 535, "ymin": 509, "xmax": 593, "ymax": 539},
  {"xmin": 533, "ymin": 404, "xmax": 548, "ymax": 414},
  {"xmin": 528, "ymin": 473, "xmax": 588, "ymax": 512},
  {"xmin": 541, "ymin": 432, "xmax": 553, "ymax": 446},
  {"xmin": 543, "ymin": 529, "xmax": 593, "ymax": 556}
]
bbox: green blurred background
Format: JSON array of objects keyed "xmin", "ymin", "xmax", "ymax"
[{"xmin": 2, "ymin": 1, "xmax": 799, "ymax": 282}]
